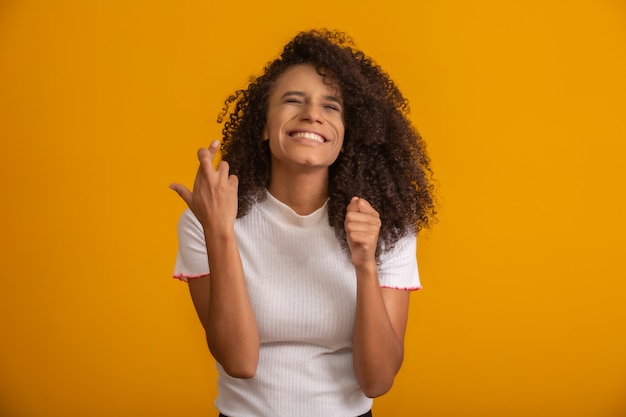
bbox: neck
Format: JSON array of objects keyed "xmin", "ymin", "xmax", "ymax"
[{"xmin": 268, "ymin": 168, "xmax": 329, "ymax": 215}]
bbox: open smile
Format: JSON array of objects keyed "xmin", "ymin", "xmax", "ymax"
[{"xmin": 289, "ymin": 131, "xmax": 328, "ymax": 143}]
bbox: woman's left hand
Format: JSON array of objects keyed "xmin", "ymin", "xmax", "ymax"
[{"xmin": 344, "ymin": 196, "xmax": 381, "ymax": 268}]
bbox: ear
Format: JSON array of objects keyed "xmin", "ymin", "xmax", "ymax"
[{"xmin": 262, "ymin": 127, "xmax": 269, "ymax": 141}]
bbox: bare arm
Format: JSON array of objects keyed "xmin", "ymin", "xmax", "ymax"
[
  {"xmin": 171, "ymin": 141, "xmax": 259, "ymax": 378},
  {"xmin": 345, "ymin": 197, "xmax": 411, "ymax": 397}
]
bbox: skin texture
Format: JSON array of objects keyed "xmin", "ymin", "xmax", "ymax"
[
  {"xmin": 171, "ymin": 141, "xmax": 258, "ymax": 378},
  {"xmin": 218, "ymin": 30, "xmax": 436, "ymax": 260},
  {"xmin": 171, "ymin": 30, "xmax": 436, "ymax": 398},
  {"xmin": 264, "ymin": 64, "xmax": 345, "ymax": 214}
]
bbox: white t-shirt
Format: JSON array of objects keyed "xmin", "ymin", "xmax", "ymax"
[{"xmin": 174, "ymin": 191, "xmax": 420, "ymax": 417}]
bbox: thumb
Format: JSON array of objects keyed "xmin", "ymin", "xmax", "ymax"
[
  {"xmin": 346, "ymin": 196, "xmax": 360, "ymax": 212},
  {"xmin": 169, "ymin": 183, "xmax": 192, "ymax": 207}
]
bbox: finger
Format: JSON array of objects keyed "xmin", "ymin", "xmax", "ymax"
[
  {"xmin": 208, "ymin": 139, "xmax": 220, "ymax": 158},
  {"xmin": 346, "ymin": 220, "xmax": 380, "ymax": 238},
  {"xmin": 346, "ymin": 196, "xmax": 379, "ymax": 216},
  {"xmin": 197, "ymin": 147, "xmax": 213, "ymax": 167},
  {"xmin": 197, "ymin": 140, "xmax": 221, "ymax": 166},
  {"xmin": 216, "ymin": 160, "xmax": 230, "ymax": 180},
  {"xmin": 169, "ymin": 183, "xmax": 193, "ymax": 207},
  {"xmin": 229, "ymin": 173, "xmax": 239, "ymax": 189},
  {"xmin": 345, "ymin": 210, "xmax": 381, "ymax": 238},
  {"xmin": 346, "ymin": 214, "xmax": 380, "ymax": 232},
  {"xmin": 346, "ymin": 211, "xmax": 375, "ymax": 226}
]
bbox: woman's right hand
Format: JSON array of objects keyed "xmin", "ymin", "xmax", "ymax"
[
  {"xmin": 170, "ymin": 140, "xmax": 239, "ymax": 237},
  {"xmin": 171, "ymin": 141, "xmax": 258, "ymax": 378}
]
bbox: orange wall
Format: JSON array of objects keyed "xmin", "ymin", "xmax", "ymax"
[{"xmin": 1, "ymin": 1, "xmax": 625, "ymax": 416}]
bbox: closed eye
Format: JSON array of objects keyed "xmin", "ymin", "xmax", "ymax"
[{"xmin": 281, "ymin": 91, "xmax": 305, "ymax": 104}]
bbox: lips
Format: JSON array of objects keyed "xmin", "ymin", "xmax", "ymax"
[{"xmin": 289, "ymin": 131, "xmax": 327, "ymax": 143}]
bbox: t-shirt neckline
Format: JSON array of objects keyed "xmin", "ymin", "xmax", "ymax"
[{"xmin": 257, "ymin": 190, "xmax": 329, "ymax": 228}]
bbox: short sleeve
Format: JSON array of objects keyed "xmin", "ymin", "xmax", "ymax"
[
  {"xmin": 173, "ymin": 209, "xmax": 210, "ymax": 281},
  {"xmin": 377, "ymin": 234, "xmax": 421, "ymax": 290}
]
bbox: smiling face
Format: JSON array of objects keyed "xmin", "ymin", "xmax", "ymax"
[{"xmin": 263, "ymin": 64, "xmax": 345, "ymax": 173}]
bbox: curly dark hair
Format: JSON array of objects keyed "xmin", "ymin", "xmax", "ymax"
[{"xmin": 219, "ymin": 29, "xmax": 436, "ymax": 259}]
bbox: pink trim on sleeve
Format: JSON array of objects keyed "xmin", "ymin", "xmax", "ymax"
[
  {"xmin": 380, "ymin": 285, "xmax": 422, "ymax": 291},
  {"xmin": 172, "ymin": 273, "xmax": 210, "ymax": 282}
]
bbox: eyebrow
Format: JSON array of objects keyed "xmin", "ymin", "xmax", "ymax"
[{"xmin": 281, "ymin": 91, "xmax": 343, "ymax": 106}]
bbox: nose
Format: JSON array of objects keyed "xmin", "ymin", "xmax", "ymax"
[{"xmin": 300, "ymin": 102, "xmax": 323, "ymax": 124}]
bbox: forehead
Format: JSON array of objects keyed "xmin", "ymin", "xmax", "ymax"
[{"xmin": 271, "ymin": 64, "xmax": 341, "ymax": 97}]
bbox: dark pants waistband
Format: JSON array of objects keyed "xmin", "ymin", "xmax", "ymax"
[{"xmin": 219, "ymin": 411, "xmax": 372, "ymax": 417}]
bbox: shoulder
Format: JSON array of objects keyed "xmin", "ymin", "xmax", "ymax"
[
  {"xmin": 380, "ymin": 233, "xmax": 417, "ymax": 262},
  {"xmin": 378, "ymin": 233, "xmax": 420, "ymax": 290},
  {"xmin": 177, "ymin": 209, "xmax": 204, "ymax": 242}
]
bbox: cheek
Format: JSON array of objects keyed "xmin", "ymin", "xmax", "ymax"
[
  {"xmin": 264, "ymin": 119, "xmax": 278, "ymax": 141},
  {"xmin": 335, "ymin": 123, "xmax": 345, "ymax": 145},
  {"xmin": 334, "ymin": 116, "xmax": 345, "ymax": 137}
]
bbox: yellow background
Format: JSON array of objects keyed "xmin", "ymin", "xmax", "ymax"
[{"xmin": 1, "ymin": 0, "xmax": 625, "ymax": 416}]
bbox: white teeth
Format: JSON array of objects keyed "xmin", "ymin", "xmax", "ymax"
[{"xmin": 292, "ymin": 132, "xmax": 324, "ymax": 143}]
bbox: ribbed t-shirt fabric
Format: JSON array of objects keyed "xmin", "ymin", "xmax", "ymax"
[{"xmin": 174, "ymin": 191, "xmax": 421, "ymax": 417}]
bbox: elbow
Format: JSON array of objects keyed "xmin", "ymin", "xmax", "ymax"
[
  {"xmin": 360, "ymin": 379, "xmax": 394, "ymax": 398},
  {"xmin": 223, "ymin": 363, "xmax": 257, "ymax": 379},
  {"xmin": 216, "ymin": 350, "xmax": 258, "ymax": 379},
  {"xmin": 214, "ymin": 348, "xmax": 259, "ymax": 379},
  {"xmin": 207, "ymin": 334, "xmax": 259, "ymax": 379},
  {"xmin": 355, "ymin": 354, "xmax": 403, "ymax": 398}
]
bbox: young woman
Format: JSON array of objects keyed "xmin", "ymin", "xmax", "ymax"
[{"xmin": 171, "ymin": 29, "xmax": 436, "ymax": 417}]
